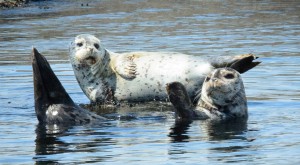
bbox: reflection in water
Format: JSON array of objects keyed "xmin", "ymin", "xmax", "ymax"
[
  {"xmin": 34, "ymin": 123, "xmax": 115, "ymax": 164},
  {"xmin": 33, "ymin": 124, "xmax": 68, "ymax": 164},
  {"xmin": 169, "ymin": 120, "xmax": 192, "ymax": 142},
  {"xmin": 201, "ymin": 119, "xmax": 248, "ymax": 141},
  {"xmin": 203, "ymin": 120, "xmax": 254, "ymax": 163},
  {"xmin": 168, "ymin": 119, "xmax": 250, "ymax": 163},
  {"xmin": 34, "ymin": 123, "xmax": 71, "ymax": 155},
  {"xmin": 167, "ymin": 119, "xmax": 249, "ymax": 163},
  {"xmin": 169, "ymin": 119, "xmax": 248, "ymax": 143}
]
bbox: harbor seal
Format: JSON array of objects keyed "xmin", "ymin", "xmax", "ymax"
[
  {"xmin": 32, "ymin": 48, "xmax": 106, "ymax": 125},
  {"xmin": 166, "ymin": 67, "xmax": 247, "ymax": 121},
  {"xmin": 69, "ymin": 34, "xmax": 260, "ymax": 104}
]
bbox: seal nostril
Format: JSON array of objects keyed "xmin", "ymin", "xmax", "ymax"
[
  {"xmin": 205, "ymin": 77, "xmax": 210, "ymax": 82},
  {"xmin": 77, "ymin": 43, "xmax": 83, "ymax": 47}
]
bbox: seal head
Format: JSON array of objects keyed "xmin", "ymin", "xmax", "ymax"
[
  {"xmin": 70, "ymin": 34, "xmax": 105, "ymax": 66},
  {"xmin": 201, "ymin": 68, "xmax": 245, "ymax": 108}
]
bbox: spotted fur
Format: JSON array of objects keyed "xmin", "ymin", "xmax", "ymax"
[
  {"xmin": 69, "ymin": 34, "xmax": 260, "ymax": 104},
  {"xmin": 167, "ymin": 68, "xmax": 248, "ymax": 121}
]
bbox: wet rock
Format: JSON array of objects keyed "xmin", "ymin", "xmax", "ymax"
[{"xmin": 0, "ymin": 0, "xmax": 29, "ymax": 8}]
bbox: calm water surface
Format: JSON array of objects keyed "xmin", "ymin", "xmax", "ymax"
[{"xmin": 0, "ymin": 0, "xmax": 300, "ymax": 164}]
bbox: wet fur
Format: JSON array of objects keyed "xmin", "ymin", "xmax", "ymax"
[
  {"xmin": 32, "ymin": 48, "xmax": 106, "ymax": 125},
  {"xmin": 167, "ymin": 68, "xmax": 248, "ymax": 122},
  {"xmin": 69, "ymin": 34, "xmax": 260, "ymax": 104}
]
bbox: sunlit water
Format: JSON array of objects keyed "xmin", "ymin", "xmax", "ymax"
[{"xmin": 0, "ymin": 0, "xmax": 300, "ymax": 164}]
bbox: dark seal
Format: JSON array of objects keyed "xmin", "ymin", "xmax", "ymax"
[{"xmin": 32, "ymin": 48, "xmax": 106, "ymax": 125}]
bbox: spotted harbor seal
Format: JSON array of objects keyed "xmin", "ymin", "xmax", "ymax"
[
  {"xmin": 69, "ymin": 34, "xmax": 260, "ymax": 104},
  {"xmin": 32, "ymin": 48, "xmax": 106, "ymax": 125},
  {"xmin": 166, "ymin": 67, "xmax": 248, "ymax": 121}
]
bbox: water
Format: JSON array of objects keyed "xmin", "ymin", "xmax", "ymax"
[{"xmin": 1, "ymin": 0, "xmax": 300, "ymax": 164}]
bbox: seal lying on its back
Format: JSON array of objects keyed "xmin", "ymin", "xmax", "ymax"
[
  {"xmin": 166, "ymin": 68, "xmax": 247, "ymax": 121},
  {"xmin": 69, "ymin": 34, "xmax": 260, "ymax": 103},
  {"xmin": 32, "ymin": 48, "xmax": 106, "ymax": 125}
]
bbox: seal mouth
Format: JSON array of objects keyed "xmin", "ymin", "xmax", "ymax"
[{"xmin": 85, "ymin": 56, "xmax": 97, "ymax": 65}]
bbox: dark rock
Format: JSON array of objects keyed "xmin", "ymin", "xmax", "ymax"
[{"xmin": 0, "ymin": 0, "xmax": 29, "ymax": 8}]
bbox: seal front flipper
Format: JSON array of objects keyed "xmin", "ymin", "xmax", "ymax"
[
  {"xmin": 32, "ymin": 48, "xmax": 106, "ymax": 124},
  {"xmin": 166, "ymin": 82, "xmax": 208, "ymax": 121},
  {"xmin": 112, "ymin": 54, "xmax": 137, "ymax": 79}
]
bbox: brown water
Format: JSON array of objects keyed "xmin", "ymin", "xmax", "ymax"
[{"xmin": 0, "ymin": 0, "xmax": 300, "ymax": 164}]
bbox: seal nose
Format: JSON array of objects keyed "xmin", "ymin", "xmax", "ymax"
[{"xmin": 88, "ymin": 47, "xmax": 94, "ymax": 53}]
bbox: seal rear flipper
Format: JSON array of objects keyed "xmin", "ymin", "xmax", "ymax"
[
  {"xmin": 32, "ymin": 48, "xmax": 75, "ymax": 123},
  {"xmin": 211, "ymin": 54, "xmax": 261, "ymax": 74},
  {"xmin": 229, "ymin": 54, "xmax": 261, "ymax": 73},
  {"xmin": 166, "ymin": 82, "xmax": 195, "ymax": 121}
]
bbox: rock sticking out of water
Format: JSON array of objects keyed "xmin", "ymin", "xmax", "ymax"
[{"xmin": 0, "ymin": 0, "xmax": 28, "ymax": 8}]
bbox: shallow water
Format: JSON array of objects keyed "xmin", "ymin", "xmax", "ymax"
[{"xmin": 1, "ymin": 0, "xmax": 300, "ymax": 164}]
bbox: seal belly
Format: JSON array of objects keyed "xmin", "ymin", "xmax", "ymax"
[
  {"xmin": 69, "ymin": 35, "xmax": 260, "ymax": 104},
  {"xmin": 114, "ymin": 53, "xmax": 213, "ymax": 102}
]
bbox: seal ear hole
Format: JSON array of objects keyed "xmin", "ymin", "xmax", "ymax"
[
  {"xmin": 224, "ymin": 73, "xmax": 234, "ymax": 79},
  {"xmin": 77, "ymin": 43, "xmax": 83, "ymax": 47},
  {"xmin": 94, "ymin": 43, "xmax": 100, "ymax": 49}
]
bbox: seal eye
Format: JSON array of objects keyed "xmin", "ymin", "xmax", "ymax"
[
  {"xmin": 205, "ymin": 77, "xmax": 210, "ymax": 82},
  {"xmin": 224, "ymin": 73, "xmax": 234, "ymax": 79},
  {"xmin": 77, "ymin": 43, "xmax": 83, "ymax": 47},
  {"xmin": 94, "ymin": 43, "xmax": 100, "ymax": 49}
]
